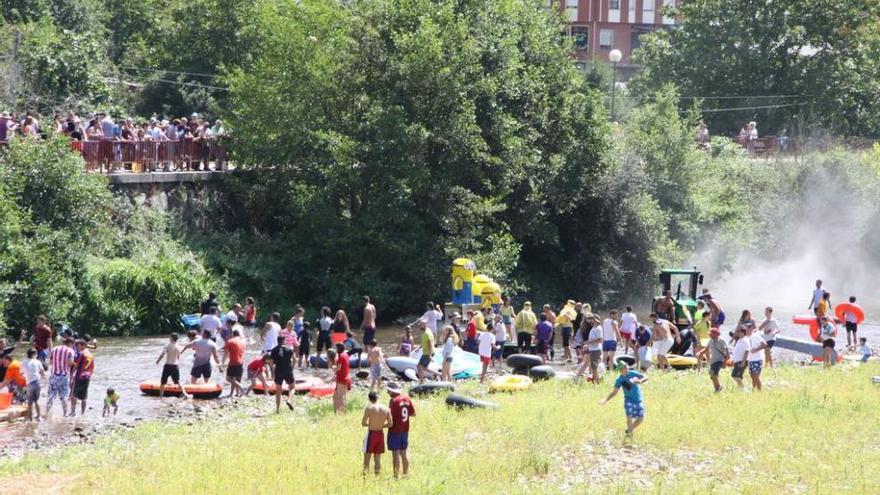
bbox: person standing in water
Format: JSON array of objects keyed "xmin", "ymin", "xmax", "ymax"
[
  {"xmin": 362, "ymin": 295, "xmax": 377, "ymax": 346},
  {"xmin": 156, "ymin": 333, "xmax": 188, "ymax": 399},
  {"xmin": 316, "ymin": 306, "xmax": 333, "ymax": 356},
  {"xmin": 361, "ymin": 390, "xmax": 393, "ymax": 476},
  {"xmin": 268, "ymin": 335, "xmax": 295, "ymax": 413},
  {"xmin": 46, "ymin": 337, "xmax": 76, "ymax": 416},
  {"xmin": 808, "ymin": 280, "xmax": 826, "ymax": 315},
  {"xmin": 844, "ymin": 296, "xmax": 862, "ymax": 347},
  {"xmin": 69, "ymin": 339, "xmax": 94, "ymax": 417}
]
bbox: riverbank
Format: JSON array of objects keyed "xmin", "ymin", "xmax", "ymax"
[{"xmin": 1, "ymin": 363, "xmax": 878, "ymax": 494}]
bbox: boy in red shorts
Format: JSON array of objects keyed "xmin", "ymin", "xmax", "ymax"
[
  {"xmin": 386, "ymin": 383, "xmax": 416, "ymax": 478},
  {"xmin": 361, "ymin": 390, "xmax": 392, "ymax": 476}
]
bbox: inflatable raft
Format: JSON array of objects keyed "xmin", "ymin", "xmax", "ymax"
[
  {"xmin": 139, "ymin": 381, "xmax": 223, "ymax": 399},
  {"xmin": 308, "ymin": 384, "xmax": 336, "ymax": 398},
  {"xmin": 489, "ymin": 375, "xmax": 532, "ymax": 393}
]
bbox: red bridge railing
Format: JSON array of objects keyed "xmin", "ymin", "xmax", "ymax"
[{"xmin": 1, "ymin": 139, "xmax": 229, "ymax": 172}]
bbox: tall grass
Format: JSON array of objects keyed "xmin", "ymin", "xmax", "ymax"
[{"xmin": 2, "ymin": 364, "xmax": 879, "ymax": 494}]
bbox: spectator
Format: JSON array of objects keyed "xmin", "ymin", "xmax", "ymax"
[{"xmin": 100, "ymin": 113, "xmax": 115, "ymax": 140}]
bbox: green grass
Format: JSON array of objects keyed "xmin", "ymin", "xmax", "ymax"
[{"xmin": 2, "ymin": 364, "xmax": 880, "ymax": 494}]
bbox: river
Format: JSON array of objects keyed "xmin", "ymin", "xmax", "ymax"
[{"xmin": 2, "ymin": 316, "xmax": 878, "ymax": 451}]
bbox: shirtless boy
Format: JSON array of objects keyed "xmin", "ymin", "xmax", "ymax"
[
  {"xmin": 156, "ymin": 333, "xmax": 188, "ymax": 398},
  {"xmin": 366, "ymin": 340, "xmax": 385, "ymax": 391},
  {"xmin": 362, "ymin": 390, "xmax": 393, "ymax": 476}
]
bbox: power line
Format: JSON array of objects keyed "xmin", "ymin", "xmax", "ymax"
[
  {"xmin": 620, "ymin": 94, "xmax": 812, "ymax": 100},
  {"xmin": 699, "ymin": 102, "xmax": 806, "ymax": 113},
  {"xmin": 101, "ymin": 76, "xmax": 229, "ymax": 92},
  {"xmin": 117, "ymin": 66, "xmax": 221, "ymax": 79}
]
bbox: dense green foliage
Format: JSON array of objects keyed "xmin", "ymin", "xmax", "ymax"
[
  {"xmin": 631, "ymin": 0, "xmax": 880, "ymax": 136},
  {"xmin": 0, "ymin": 140, "xmax": 216, "ymax": 335},
  {"xmin": 219, "ymin": 0, "xmax": 619, "ymax": 314}
]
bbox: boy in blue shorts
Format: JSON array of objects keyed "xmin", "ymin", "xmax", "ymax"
[{"xmin": 600, "ymin": 363, "xmax": 648, "ymax": 439}]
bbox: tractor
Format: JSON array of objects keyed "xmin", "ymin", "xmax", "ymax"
[{"xmin": 653, "ymin": 268, "xmax": 704, "ymax": 327}]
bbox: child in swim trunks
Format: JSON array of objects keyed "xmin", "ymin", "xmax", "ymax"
[
  {"xmin": 398, "ymin": 326, "xmax": 413, "ymax": 357},
  {"xmin": 366, "ymin": 340, "xmax": 385, "ymax": 391},
  {"xmin": 362, "ymin": 391, "xmax": 392, "ymax": 476}
]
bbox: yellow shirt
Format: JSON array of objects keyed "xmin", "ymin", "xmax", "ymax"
[
  {"xmin": 474, "ymin": 311, "xmax": 487, "ymax": 332},
  {"xmin": 693, "ymin": 319, "xmax": 711, "ymax": 340},
  {"xmin": 515, "ymin": 310, "xmax": 537, "ymax": 335},
  {"xmin": 556, "ymin": 305, "xmax": 576, "ymax": 328}
]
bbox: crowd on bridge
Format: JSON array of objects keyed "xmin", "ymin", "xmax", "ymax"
[{"xmin": 0, "ymin": 110, "xmax": 226, "ymax": 144}]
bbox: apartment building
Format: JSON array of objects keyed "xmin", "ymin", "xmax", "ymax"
[{"xmin": 555, "ymin": 0, "xmax": 678, "ymax": 71}]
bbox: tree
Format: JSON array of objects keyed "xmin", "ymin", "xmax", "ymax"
[
  {"xmin": 223, "ymin": 0, "xmax": 612, "ymax": 314},
  {"xmin": 630, "ymin": 0, "xmax": 880, "ymax": 137}
]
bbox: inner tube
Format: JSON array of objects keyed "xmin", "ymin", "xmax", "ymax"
[
  {"xmin": 403, "ymin": 368, "xmax": 418, "ymax": 381},
  {"xmin": 835, "ymin": 303, "xmax": 865, "ymax": 325},
  {"xmin": 488, "ymin": 375, "xmax": 532, "ymax": 393},
  {"xmin": 528, "ymin": 365, "xmax": 556, "ymax": 381},
  {"xmin": 501, "ymin": 342, "xmax": 519, "ymax": 359},
  {"xmin": 409, "ymin": 382, "xmax": 455, "ymax": 396},
  {"xmin": 445, "ymin": 393, "xmax": 498, "ymax": 409},
  {"xmin": 139, "ymin": 381, "xmax": 222, "ymax": 399},
  {"xmin": 308, "ymin": 384, "xmax": 336, "ymax": 398},
  {"xmin": 505, "ymin": 354, "xmax": 543, "ymax": 370}
]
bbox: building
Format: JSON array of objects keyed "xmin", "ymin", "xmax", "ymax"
[{"xmin": 554, "ymin": 0, "xmax": 678, "ymax": 74}]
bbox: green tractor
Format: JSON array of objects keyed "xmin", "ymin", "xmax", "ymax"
[{"xmin": 653, "ymin": 268, "xmax": 704, "ymax": 327}]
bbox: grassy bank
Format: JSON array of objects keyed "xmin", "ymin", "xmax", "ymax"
[{"xmin": 2, "ymin": 364, "xmax": 879, "ymax": 494}]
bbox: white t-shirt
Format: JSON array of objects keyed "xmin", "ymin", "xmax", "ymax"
[
  {"xmin": 748, "ymin": 334, "xmax": 765, "ymax": 362},
  {"xmin": 732, "ymin": 338, "xmax": 750, "ymax": 363},
  {"xmin": 493, "ymin": 322, "xmax": 507, "ymax": 342},
  {"xmin": 477, "ymin": 331, "xmax": 496, "ymax": 357},
  {"xmin": 319, "ymin": 316, "xmax": 333, "ymax": 332},
  {"xmin": 225, "ymin": 310, "xmax": 238, "ymax": 323},
  {"xmin": 620, "ymin": 312, "xmax": 637, "ymax": 333},
  {"xmin": 262, "ymin": 322, "xmax": 281, "ymax": 352},
  {"xmin": 421, "ymin": 310, "xmax": 443, "ymax": 332},
  {"xmin": 811, "ymin": 288, "xmax": 825, "ymax": 309},
  {"xmin": 601, "ymin": 318, "xmax": 617, "ymax": 341},
  {"xmin": 199, "ymin": 314, "xmax": 222, "ymax": 336},
  {"xmin": 761, "ymin": 318, "xmax": 779, "ymax": 341},
  {"xmin": 442, "ymin": 336, "xmax": 455, "ymax": 358},
  {"xmin": 22, "ymin": 358, "xmax": 42, "ymax": 384},
  {"xmin": 587, "ymin": 326, "xmax": 603, "ymax": 351}
]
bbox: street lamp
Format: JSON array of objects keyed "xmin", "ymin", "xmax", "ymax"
[{"xmin": 608, "ymin": 48, "xmax": 622, "ymax": 121}]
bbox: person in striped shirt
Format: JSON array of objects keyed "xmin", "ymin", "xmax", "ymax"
[{"xmin": 46, "ymin": 337, "xmax": 76, "ymax": 417}]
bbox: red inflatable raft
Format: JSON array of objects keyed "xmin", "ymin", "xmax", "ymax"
[
  {"xmin": 252, "ymin": 376, "xmax": 325, "ymax": 396},
  {"xmin": 139, "ymin": 381, "xmax": 223, "ymax": 399},
  {"xmin": 308, "ymin": 384, "xmax": 336, "ymax": 398}
]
